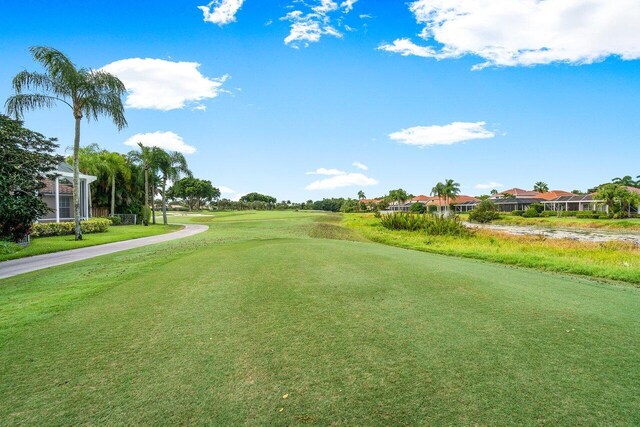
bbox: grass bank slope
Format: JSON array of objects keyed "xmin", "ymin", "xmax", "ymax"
[
  {"xmin": 346, "ymin": 214, "xmax": 640, "ymax": 284},
  {"xmin": 1, "ymin": 211, "xmax": 639, "ymax": 425}
]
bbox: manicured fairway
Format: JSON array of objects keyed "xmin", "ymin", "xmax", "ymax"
[{"xmin": 0, "ymin": 212, "xmax": 639, "ymax": 425}]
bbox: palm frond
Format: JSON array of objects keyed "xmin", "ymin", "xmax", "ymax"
[
  {"xmin": 5, "ymin": 94, "xmax": 61, "ymax": 119},
  {"xmin": 29, "ymin": 46, "xmax": 79, "ymax": 86}
]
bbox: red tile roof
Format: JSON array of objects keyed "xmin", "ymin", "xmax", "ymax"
[
  {"xmin": 537, "ymin": 190, "xmax": 574, "ymax": 201},
  {"xmin": 427, "ymin": 195, "xmax": 479, "ymax": 206},
  {"xmin": 493, "ymin": 188, "xmax": 540, "ymax": 198}
]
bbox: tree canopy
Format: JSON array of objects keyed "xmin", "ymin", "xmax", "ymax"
[
  {"xmin": 169, "ymin": 177, "xmax": 220, "ymax": 211},
  {"xmin": 0, "ymin": 115, "xmax": 63, "ymax": 241},
  {"xmin": 239, "ymin": 192, "xmax": 277, "ymax": 204}
]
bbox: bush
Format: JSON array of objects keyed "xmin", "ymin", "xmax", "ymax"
[
  {"xmin": 560, "ymin": 211, "xmax": 578, "ymax": 217},
  {"xmin": 380, "ymin": 212, "xmax": 430, "ymax": 231},
  {"xmin": 410, "ymin": 203, "xmax": 426, "ymax": 213},
  {"xmin": 522, "ymin": 207, "xmax": 539, "ymax": 218},
  {"xmin": 512, "ymin": 210, "xmax": 525, "ymax": 216},
  {"xmin": 379, "ymin": 212, "xmax": 471, "ymax": 237},
  {"xmin": 576, "ymin": 211, "xmax": 600, "ymax": 219},
  {"xmin": 423, "ymin": 215, "xmax": 471, "ymax": 237},
  {"xmin": 31, "ymin": 218, "xmax": 111, "ymax": 237},
  {"xmin": 530, "ymin": 203, "xmax": 544, "ymax": 214},
  {"xmin": 106, "ymin": 216, "xmax": 122, "ymax": 226},
  {"xmin": 540, "ymin": 211, "xmax": 557, "ymax": 217},
  {"xmin": 469, "ymin": 200, "xmax": 500, "ymax": 223}
]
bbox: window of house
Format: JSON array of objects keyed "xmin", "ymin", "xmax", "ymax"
[{"xmin": 59, "ymin": 196, "xmax": 72, "ymax": 219}]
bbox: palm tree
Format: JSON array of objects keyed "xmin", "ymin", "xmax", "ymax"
[
  {"xmin": 613, "ymin": 176, "xmax": 636, "ymax": 187},
  {"xmin": 430, "ymin": 182, "xmax": 445, "ymax": 215},
  {"xmin": 442, "ymin": 179, "xmax": 461, "ymax": 209},
  {"xmin": 128, "ymin": 143, "xmax": 155, "ymax": 226},
  {"xmin": 154, "ymin": 149, "xmax": 191, "ymax": 225},
  {"xmin": 357, "ymin": 190, "xmax": 365, "ymax": 200},
  {"xmin": 388, "ymin": 189, "xmax": 408, "ymax": 211},
  {"xmin": 102, "ymin": 151, "xmax": 131, "ymax": 217},
  {"xmin": 533, "ymin": 181, "xmax": 549, "ymax": 193},
  {"xmin": 5, "ymin": 46, "xmax": 127, "ymax": 240},
  {"xmin": 74, "ymin": 143, "xmax": 109, "ymax": 214}
]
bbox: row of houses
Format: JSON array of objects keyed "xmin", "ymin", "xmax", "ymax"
[{"xmin": 373, "ymin": 187, "xmax": 640, "ymax": 214}]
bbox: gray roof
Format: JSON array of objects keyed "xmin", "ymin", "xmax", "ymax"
[{"xmin": 57, "ymin": 162, "xmax": 74, "ymax": 173}]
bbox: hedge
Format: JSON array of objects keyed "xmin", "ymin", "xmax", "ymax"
[{"xmin": 31, "ymin": 218, "xmax": 111, "ymax": 237}]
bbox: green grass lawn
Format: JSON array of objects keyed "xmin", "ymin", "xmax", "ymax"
[
  {"xmin": 0, "ymin": 224, "xmax": 181, "ymax": 262},
  {"xmin": 1, "ymin": 211, "xmax": 639, "ymax": 425}
]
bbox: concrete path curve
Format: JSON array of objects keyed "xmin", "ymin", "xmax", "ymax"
[{"xmin": 0, "ymin": 224, "xmax": 208, "ymax": 280}]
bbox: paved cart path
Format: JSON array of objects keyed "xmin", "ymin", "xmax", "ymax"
[{"xmin": 0, "ymin": 224, "xmax": 208, "ymax": 280}]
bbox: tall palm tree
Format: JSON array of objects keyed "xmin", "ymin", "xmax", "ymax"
[
  {"xmin": 128, "ymin": 143, "xmax": 155, "ymax": 226},
  {"xmin": 533, "ymin": 181, "xmax": 549, "ymax": 193},
  {"xmin": 5, "ymin": 46, "xmax": 127, "ymax": 240},
  {"xmin": 357, "ymin": 190, "xmax": 365, "ymax": 200},
  {"xmin": 431, "ymin": 182, "xmax": 445, "ymax": 215},
  {"xmin": 442, "ymin": 179, "xmax": 461, "ymax": 214},
  {"xmin": 154, "ymin": 149, "xmax": 191, "ymax": 225}
]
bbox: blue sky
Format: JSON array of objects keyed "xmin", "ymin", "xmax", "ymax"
[{"xmin": 1, "ymin": 0, "xmax": 639, "ymax": 201}]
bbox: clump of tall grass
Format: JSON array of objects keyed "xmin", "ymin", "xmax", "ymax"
[{"xmin": 380, "ymin": 212, "xmax": 471, "ymax": 236}]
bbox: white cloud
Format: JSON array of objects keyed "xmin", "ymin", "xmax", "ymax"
[
  {"xmin": 124, "ymin": 131, "xmax": 197, "ymax": 154},
  {"xmin": 378, "ymin": 38, "xmax": 435, "ymax": 58},
  {"xmin": 198, "ymin": 0, "xmax": 244, "ymax": 25},
  {"xmin": 102, "ymin": 58, "xmax": 228, "ymax": 111},
  {"xmin": 306, "ymin": 173, "xmax": 378, "ymax": 190},
  {"xmin": 380, "ymin": 0, "xmax": 640, "ymax": 69},
  {"xmin": 475, "ymin": 182, "xmax": 504, "ymax": 190},
  {"xmin": 389, "ymin": 121, "xmax": 495, "ymax": 147},
  {"xmin": 306, "ymin": 168, "xmax": 345, "ymax": 176},
  {"xmin": 340, "ymin": 0, "xmax": 358, "ymax": 13},
  {"xmin": 282, "ymin": 0, "xmax": 357, "ymax": 47},
  {"xmin": 352, "ymin": 161, "xmax": 368, "ymax": 171},
  {"xmin": 218, "ymin": 186, "xmax": 237, "ymax": 194}
]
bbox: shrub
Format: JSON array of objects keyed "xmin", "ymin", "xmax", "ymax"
[
  {"xmin": 379, "ymin": 212, "xmax": 471, "ymax": 237},
  {"xmin": 31, "ymin": 218, "xmax": 111, "ymax": 237},
  {"xmin": 424, "ymin": 215, "xmax": 471, "ymax": 237},
  {"xmin": 410, "ymin": 203, "xmax": 426, "ymax": 213},
  {"xmin": 530, "ymin": 203, "xmax": 544, "ymax": 214},
  {"xmin": 512, "ymin": 210, "xmax": 525, "ymax": 216},
  {"xmin": 469, "ymin": 200, "xmax": 500, "ymax": 223},
  {"xmin": 522, "ymin": 207, "xmax": 539, "ymax": 218},
  {"xmin": 106, "ymin": 216, "xmax": 122, "ymax": 226},
  {"xmin": 576, "ymin": 211, "xmax": 600, "ymax": 219},
  {"xmin": 598, "ymin": 214, "xmax": 610, "ymax": 219},
  {"xmin": 560, "ymin": 211, "xmax": 578, "ymax": 217},
  {"xmin": 380, "ymin": 212, "xmax": 430, "ymax": 232},
  {"xmin": 540, "ymin": 211, "xmax": 557, "ymax": 217}
]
